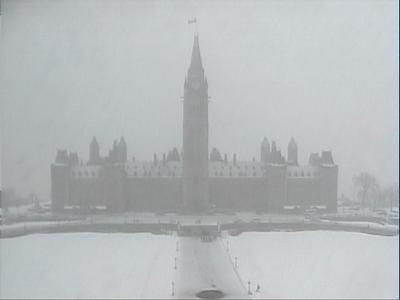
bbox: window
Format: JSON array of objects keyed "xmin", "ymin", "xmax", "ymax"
[
  {"xmin": 294, "ymin": 172, "xmax": 297, "ymax": 176},
  {"xmin": 288, "ymin": 172, "xmax": 291, "ymax": 177},
  {"xmin": 307, "ymin": 172, "xmax": 311, "ymax": 177},
  {"xmin": 301, "ymin": 171, "xmax": 304, "ymax": 177},
  {"xmin": 84, "ymin": 171, "xmax": 89, "ymax": 176},
  {"xmin": 91, "ymin": 171, "xmax": 95, "ymax": 177}
]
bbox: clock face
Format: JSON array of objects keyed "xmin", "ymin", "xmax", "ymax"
[{"xmin": 191, "ymin": 80, "xmax": 201, "ymax": 90}]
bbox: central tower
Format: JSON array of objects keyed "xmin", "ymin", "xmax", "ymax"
[{"xmin": 182, "ymin": 35, "xmax": 209, "ymax": 212}]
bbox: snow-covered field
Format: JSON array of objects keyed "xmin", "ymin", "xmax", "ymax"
[
  {"xmin": 0, "ymin": 231, "xmax": 398, "ymax": 299},
  {"xmin": 0, "ymin": 233, "xmax": 178, "ymax": 299},
  {"xmin": 226, "ymin": 231, "xmax": 399, "ymax": 299}
]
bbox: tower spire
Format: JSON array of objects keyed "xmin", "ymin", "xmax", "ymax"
[{"xmin": 190, "ymin": 34, "xmax": 203, "ymax": 69}]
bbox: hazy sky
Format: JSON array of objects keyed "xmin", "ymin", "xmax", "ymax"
[{"xmin": 0, "ymin": 0, "xmax": 398, "ymax": 200}]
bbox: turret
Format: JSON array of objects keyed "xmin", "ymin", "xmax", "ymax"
[
  {"xmin": 261, "ymin": 137, "xmax": 270, "ymax": 164},
  {"xmin": 287, "ymin": 137, "xmax": 298, "ymax": 165},
  {"xmin": 309, "ymin": 152, "xmax": 320, "ymax": 166},
  {"xmin": 55, "ymin": 149, "xmax": 69, "ymax": 165},
  {"xmin": 88, "ymin": 137, "xmax": 100, "ymax": 165},
  {"xmin": 118, "ymin": 137, "xmax": 127, "ymax": 163},
  {"xmin": 320, "ymin": 150, "xmax": 334, "ymax": 165}
]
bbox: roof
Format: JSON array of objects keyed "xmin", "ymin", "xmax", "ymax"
[
  {"xmin": 287, "ymin": 165, "xmax": 318, "ymax": 178},
  {"xmin": 69, "ymin": 161, "xmax": 321, "ymax": 179},
  {"xmin": 71, "ymin": 165, "xmax": 102, "ymax": 179},
  {"xmin": 190, "ymin": 35, "xmax": 203, "ymax": 69}
]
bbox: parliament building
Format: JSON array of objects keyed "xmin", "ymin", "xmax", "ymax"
[{"xmin": 51, "ymin": 35, "xmax": 338, "ymax": 214}]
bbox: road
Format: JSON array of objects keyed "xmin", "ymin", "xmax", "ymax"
[{"xmin": 176, "ymin": 236, "xmax": 249, "ymax": 299}]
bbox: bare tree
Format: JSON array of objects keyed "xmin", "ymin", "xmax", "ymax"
[
  {"xmin": 352, "ymin": 172, "xmax": 379, "ymax": 208},
  {"xmin": 382, "ymin": 184, "xmax": 399, "ymax": 211}
]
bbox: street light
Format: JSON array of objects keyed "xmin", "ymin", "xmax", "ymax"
[
  {"xmin": 174, "ymin": 257, "xmax": 177, "ymax": 270},
  {"xmin": 234, "ymin": 256, "xmax": 238, "ymax": 269},
  {"xmin": 171, "ymin": 281, "xmax": 175, "ymax": 296},
  {"xmin": 248, "ymin": 280, "xmax": 251, "ymax": 295}
]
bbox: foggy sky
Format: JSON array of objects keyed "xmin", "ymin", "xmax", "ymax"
[{"xmin": 0, "ymin": 0, "xmax": 398, "ymax": 200}]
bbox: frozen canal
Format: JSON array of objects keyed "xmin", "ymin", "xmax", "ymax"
[{"xmin": 0, "ymin": 231, "xmax": 398, "ymax": 299}]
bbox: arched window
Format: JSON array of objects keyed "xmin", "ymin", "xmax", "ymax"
[
  {"xmin": 307, "ymin": 172, "xmax": 311, "ymax": 177},
  {"xmin": 294, "ymin": 172, "xmax": 298, "ymax": 176},
  {"xmin": 84, "ymin": 171, "xmax": 89, "ymax": 177},
  {"xmin": 301, "ymin": 171, "xmax": 304, "ymax": 177}
]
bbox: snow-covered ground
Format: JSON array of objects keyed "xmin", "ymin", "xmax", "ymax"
[
  {"xmin": 0, "ymin": 231, "xmax": 398, "ymax": 299},
  {"xmin": 0, "ymin": 233, "xmax": 178, "ymax": 299},
  {"xmin": 226, "ymin": 231, "xmax": 399, "ymax": 299}
]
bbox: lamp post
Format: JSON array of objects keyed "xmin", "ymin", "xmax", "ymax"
[
  {"xmin": 248, "ymin": 280, "xmax": 251, "ymax": 295},
  {"xmin": 171, "ymin": 281, "xmax": 175, "ymax": 296},
  {"xmin": 174, "ymin": 257, "xmax": 177, "ymax": 270},
  {"xmin": 234, "ymin": 256, "xmax": 238, "ymax": 269}
]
